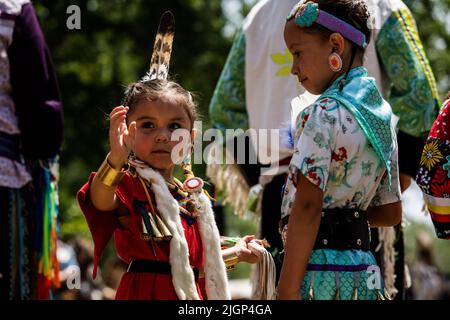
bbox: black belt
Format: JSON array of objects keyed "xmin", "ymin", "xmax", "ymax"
[
  {"xmin": 127, "ymin": 260, "xmax": 200, "ymax": 281},
  {"xmin": 0, "ymin": 131, "xmax": 22, "ymax": 162},
  {"xmin": 281, "ymin": 208, "xmax": 371, "ymax": 251}
]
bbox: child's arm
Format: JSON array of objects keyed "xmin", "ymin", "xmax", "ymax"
[
  {"xmin": 277, "ymin": 172, "xmax": 323, "ymax": 300},
  {"xmin": 90, "ymin": 106, "xmax": 133, "ymax": 211},
  {"xmin": 90, "ymin": 164, "xmax": 122, "ymax": 212},
  {"xmin": 367, "ymin": 201, "xmax": 402, "ymax": 227},
  {"xmin": 367, "ymin": 147, "xmax": 403, "ymax": 227},
  {"xmin": 221, "ymin": 235, "xmax": 265, "ymax": 265}
]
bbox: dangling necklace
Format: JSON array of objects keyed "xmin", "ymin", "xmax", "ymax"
[
  {"xmin": 166, "ymin": 177, "xmax": 188, "ymax": 198},
  {"xmin": 130, "ymin": 155, "xmax": 202, "ymax": 219},
  {"xmin": 165, "ymin": 177, "xmax": 200, "ymax": 219}
]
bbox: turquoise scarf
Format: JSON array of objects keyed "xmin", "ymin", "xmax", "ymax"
[{"xmin": 320, "ymin": 67, "xmax": 394, "ymax": 185}]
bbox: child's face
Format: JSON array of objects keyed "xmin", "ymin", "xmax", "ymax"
[
  {"xmin": 127, "ymin": 99, "xmax": 194, "ymax": 173},
  {"xmin": 284, "ymin": 20, "xmax": 335, "ymax": 95}
]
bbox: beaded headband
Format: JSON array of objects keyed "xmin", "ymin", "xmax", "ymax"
[{"xmin": 287, "ymin": 1, "xmax": 368, "ymax": 48}]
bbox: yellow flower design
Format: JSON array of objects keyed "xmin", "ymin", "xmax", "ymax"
[
  {"xmin": 271, "ymin": 49, "xmax": 293, "ymax": 76},
  {"xmin": 420, "ymin": 140, "xmax": 443, "ymax": 170}
]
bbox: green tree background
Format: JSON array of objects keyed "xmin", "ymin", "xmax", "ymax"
[
  {"xmin": 33, "ymin": 0, "xmax": 450, "ymax": 280},
  {"xmin": 34, "ymin": 0, "xmax": 252, "ymax": 237}
]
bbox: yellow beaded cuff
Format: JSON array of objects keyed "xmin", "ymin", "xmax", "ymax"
[
  {"xmin": 97, "ymin": 156, "xmax": 125, "ymax": 187},
  {"xmin": 224, "ymin": 253, "xmax": 239, "ymax": 272}
]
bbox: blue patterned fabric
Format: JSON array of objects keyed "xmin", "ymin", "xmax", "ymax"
[
  {"xmin": 300, "ymin": 249, "xmax": 383, "ymax": 300},
  {"xmin": 320, "ymin": 67, "xmax": 394, "ymax": 185},
  {"xmin": 293, "ymin": 2, "xmax": 319, "ymax": 27}
]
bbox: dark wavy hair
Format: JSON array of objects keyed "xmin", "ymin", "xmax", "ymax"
[{"xmin": 122, "ymin": 79, "xmax": 198, "ymax": 128}]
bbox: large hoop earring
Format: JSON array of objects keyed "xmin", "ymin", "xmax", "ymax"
[{"xmin": 328, "ymin": 53, "xmax": 343, "ymax": 72}]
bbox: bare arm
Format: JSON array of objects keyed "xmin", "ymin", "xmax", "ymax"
[
  {"xmin": 277, "ymin": 172, "xmax": 323, "ymax": 300},
  {"xmin": 367, "ymin": 201, "xmax": 402, "ymax": 227},
  {"xmin": 90, "ymin": 160, "xmax": 122, "ymax": 212}
]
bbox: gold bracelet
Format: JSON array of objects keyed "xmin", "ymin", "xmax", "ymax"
[
  {"xmin": 97, "ymin": 156, "xmax": 125, "ymax": 187},
  {"xmin": 223, "ymin": 252, "xmax": 239, "ymax": 272}
]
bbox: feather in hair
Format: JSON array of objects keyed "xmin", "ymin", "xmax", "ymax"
[{"xmin": 142, "ymin": 11, "xmax": 175, "ymax": 82}]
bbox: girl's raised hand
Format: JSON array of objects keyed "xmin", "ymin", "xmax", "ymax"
[{"xmin": 108, "ymin": 106, "xmax": 133, "ymax": 169}]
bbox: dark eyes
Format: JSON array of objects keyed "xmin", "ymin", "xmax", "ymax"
[
  {"xmin": 293, "ymin": 51, "xmax": 302, "ymax": 58},
  {"xmin": 140, "ymin": 122, "xmax": 182, "ymax": 130},
  {"xmin": 169, "ymin": 123, "xmax": 182, "ymax": 130},
  {"xmin": 141, "ymin": 121, "xmax": 155, "ymax": 129}
]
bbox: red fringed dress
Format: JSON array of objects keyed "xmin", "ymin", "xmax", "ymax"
[{"xmin": 77, "ymin": 172, "xmax": 207, "ymax": 299}]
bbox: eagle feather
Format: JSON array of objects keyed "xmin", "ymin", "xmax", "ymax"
[{"xmin": 142, "ymin": 11, "xmax": 175, "ymax": 82}]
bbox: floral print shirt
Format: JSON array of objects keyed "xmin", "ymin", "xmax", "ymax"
[{"xmin": 281, "ymin": 97, "xmax": 402, "ymax": 219}]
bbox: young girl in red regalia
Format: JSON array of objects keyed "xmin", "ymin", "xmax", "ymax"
[{"xmin": 77, "ymin": 12, "xmax": 262, "ymax": 300}]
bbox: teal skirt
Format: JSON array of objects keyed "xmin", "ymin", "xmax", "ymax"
[{"xmin": 300, "ymin": 249, "xmax": 387, "ymax": 300}]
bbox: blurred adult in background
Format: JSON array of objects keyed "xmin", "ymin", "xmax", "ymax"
[
  {"xmin": 56, "ymin": 238, "xmax": 116, "ymax": 300},
  {"xmin": 0, "ymin": 0, "xmax": 63, "ymax": 299},
  {"xmin": 408, "ymin": 231, "xmax": 444, "ymax": 300}
]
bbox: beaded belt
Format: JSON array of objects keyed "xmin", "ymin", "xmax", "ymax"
[{"xmin": 280, "ymin": 208, "xmax": 371, "ymax": 251}]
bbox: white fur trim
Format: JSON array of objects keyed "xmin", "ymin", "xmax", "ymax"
[
  {"xmin": 195, "ymin": 191, "xmax": 230, "ymax": 299},
  {"xmin": 136, "ymin": 167, "xmax": 199, "ymax": 300},
  {"xmin": 135, "ymin": 167, "xmax": 230, "ymax": 300}
]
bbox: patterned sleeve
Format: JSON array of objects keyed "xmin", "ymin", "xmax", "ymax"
[
  {"xmin": 416, "ymin": 100, "xmax": 450, "ymax": 239},
  {"xmin": 376, "ymin": 6, "xmax": 440, "ymax": 138},
  {"xmin": 209, "ymin": 28, "xmax": 249, "ymax": 133},
  {"xmin": 369, "ymin": 141, "xmax": 402, "ymax": 207},
  {"xmin": 290, "ymin": 99, "xmax": 338, "ymax": 191}
]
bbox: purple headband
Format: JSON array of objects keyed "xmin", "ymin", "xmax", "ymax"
[{"xmin": 287, "ymin": 1, "xmax": 368, "ymax": 48}]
